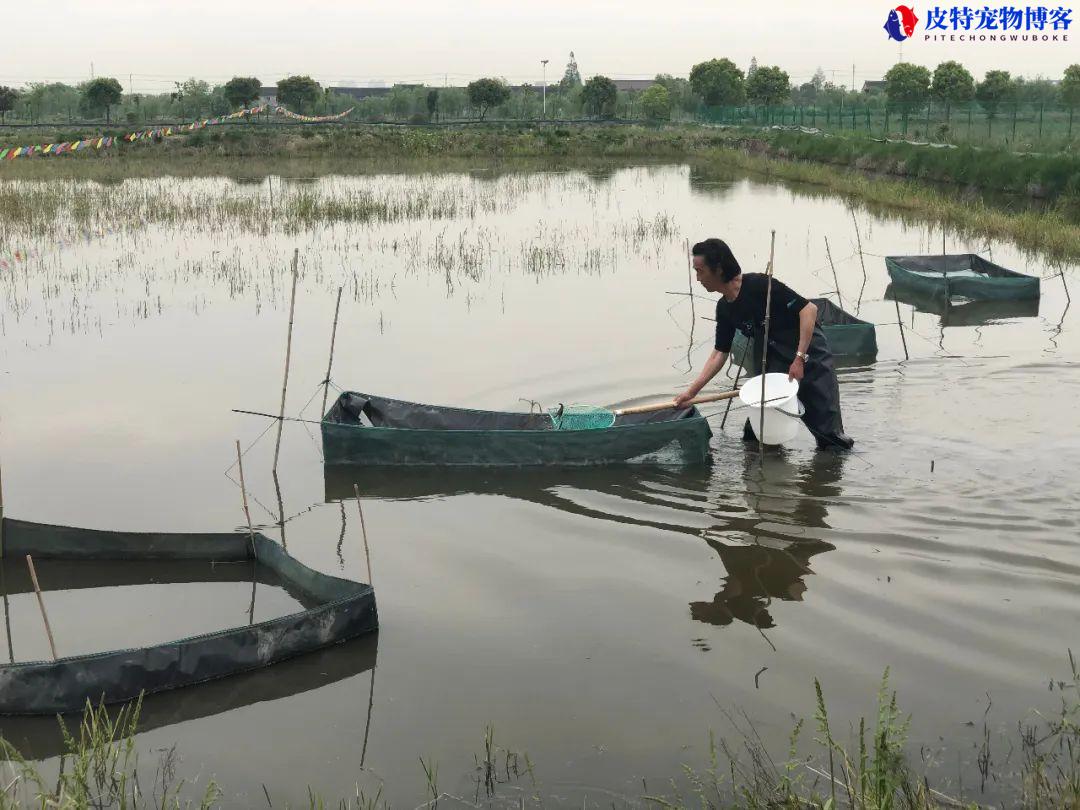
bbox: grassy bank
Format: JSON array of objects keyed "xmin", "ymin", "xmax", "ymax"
[
  {"xmin": 1, "ymin": 658, "xmax": 1077, "ymax": 809},
  {"xmin": 4, "ymin": 122, "xmax": 1080, "ymax": 198},
  {"xmin": 3, "ymin": 124, "xmax": 1080, "ymax": 260}
]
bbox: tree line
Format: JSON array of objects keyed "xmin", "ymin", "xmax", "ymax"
[{"xmin": 2, "ymin": 54, "xmax": 1079, "ymax": 127}]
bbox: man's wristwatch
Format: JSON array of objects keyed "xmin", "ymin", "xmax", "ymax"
[{"xmin": 795, "ymin": 351, "xmax": 809, "ymax": 362}]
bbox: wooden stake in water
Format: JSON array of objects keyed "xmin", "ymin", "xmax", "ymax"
[
  {"xmin": 236, "ymin": 440, "xmax": 257, "ymax": 626},
  {"xmin": 353, "ymin": 484, "xmax": 373, "ymax": 586},
  {"xmin": 1, "ymin": 563, "xmax": 12, "ymax": 664},
  {"xmin": 824, "ymin": 236, "xmax": 843, "ymax": 309},
  {"xmin": 759, "ymin": 231, "xmax": 777, "ymax": 468},
  {"xmin": 0, "ymin": 420, "xmax": 5, "ymax": 559},
  {"xmin": 320, "ymin": 286, "xmax": 344, "ymax": 418},
  {"xmin": 235, "ymin": 440, "xmax": 257, "ymax": 557},
  {"xmin": 720, "ymin": 338, "xmax": 751, "ymax": 430},
  {"xmin": 685, "ymin": 239, "xmax": 696, "ymax": 371},
  {"xmin": 849, "ymin": 206, "xmax": 868, "ymax": 314},
  {"xmin": 25, "ymin": 555, "xmax": 57, "ymax": 661},
  {"xmin": 894, "ymin": 296, "xmax": 910, "ymax": 360},
  {"xmin": 273, "ymin": 249, "xmax": 300, "ymax": 472}
]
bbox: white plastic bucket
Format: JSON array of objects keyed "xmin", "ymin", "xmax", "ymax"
[{"xmin": 739, "ymin": 373, "xmax": 804, "ymax": 445}]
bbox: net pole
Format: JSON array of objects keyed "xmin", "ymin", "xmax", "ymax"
[
  {"xmin": 759, "ymin": 231, "xmax": 777, "ymax": 469},
  {"xmin": 353, "ymin": 484, "xmax": 373, "ymax": 586},
  {"xmin": 273, "ymin": 248, "xmax": 300, "ymax": 472},
  {"xmin": 824, "ymin": 236, "xmax": 843, "ymax": 309},
  {"xmin": 25, "ymin": 555, "xmax": 57, "ymax": 661},
  {"xmin": 320, "ymin": 286, "xmax": 344, "ymax": 418},
  {"xmin": 236, "ymin": 440, "xmax": 258, "ymax": 626}
]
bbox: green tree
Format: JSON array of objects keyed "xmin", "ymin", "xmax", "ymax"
[
  {"xmin": 466, "ymin": 78, "xmax": 510, "ymax": 119},
  {"xmin": 560, "ymin": 52, "xmax": 582, "ymax": 91},
  {"xmin": 0, "ymin": 86, "xmax": 20, "ymax": 124},
  {"xmin": 1014, "ymin": 76, "xmax": 1060, "ymax": 104},
  {"xmin": 517, "ymin": 84, "xmax": 537, "ymax": 119},
  {"xmin": 81, "ymin": 77, "xmax": 123, "ymax": 123},
  {"xmin": 581, "ymin": 75, "xmax": 617, "ymax": 118},
  {"xmin": 426, "ymin": 88, "xmax": 440, "ymax": 121},
  {"xmin": 387, "ymin": 86, "xmax": 414, "ymax": 119},
  {"xmin": 884, "ymin": 63, "xmax": 931, "ymax": 105},
  {"xmin": 746, "ymin": 65, "xmax": 790, "ymax": 106},
  {"xmin": 689, "ymin": 58, "xmax": 746, "ymax": 106},
  {"xmin": 976, "ymin": 70, "xmax": 1016, "ymax": 117},
  {"xmin": 930, "ymin": 61, "xmax": 975, "ymax": 104},
  {"xmin": 223, "ymin": 76, "xmax": 262, "ymax": 110},
  {"xmin": 276, "ymin": 75, "xmax": 321, "ymax": 113},
  {"xmin": 1063, "ymin": 64, "xmax": 1080, "ymax": 108},
  {"xmin": 641, "ymin": 84, "xmax": 672, "ymax": 120},
  {"xmin": 171, "ymin": 79, "xmax": 212, "ymax": 119}
]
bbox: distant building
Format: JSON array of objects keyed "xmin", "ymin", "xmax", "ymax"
[
  {"xmin": 861, "ymin": 80, "xmax": 886, "ymax": 94},
  {"xmin": 612, "ymin": 79, "xmax": 657, "ymax": 92}
]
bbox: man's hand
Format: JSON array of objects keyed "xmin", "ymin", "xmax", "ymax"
[
  {"xmin": 788, "ymin": 357, "xmax": 805, "ymax": 382},
  {"xmin": 674, "ymin": 390, "xmax": 698, "ymax": 408}
]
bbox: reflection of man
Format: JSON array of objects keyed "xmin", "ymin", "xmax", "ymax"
[
  {"xmin": 689, "ymin": 451, "xmax": 844, "ymax": 630},
  {"xmin": 689, "ymin": 539, "xmax": 831, "ymax": 628},
  {"xmin": 675, "ymin": 238, "xmax": 854, "ymax": 450}
]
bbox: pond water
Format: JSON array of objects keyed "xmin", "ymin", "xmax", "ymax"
[
  {"xmin": 0, "ymin": 162, "xmax": 1077, "ymax": 806},
  {"xmin": 0, "ymin": 559, "xmax": 305, "ymax": 663}
]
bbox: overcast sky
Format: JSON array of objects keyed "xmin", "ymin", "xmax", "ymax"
[{"xmin": 2, "ymin": 0, "xmax": 1076, "ymax": 92}]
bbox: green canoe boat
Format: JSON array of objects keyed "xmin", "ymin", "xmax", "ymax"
[
  {"xmin": 731, "ymin": 297, "xmax": 878, "ymax": 365},
  {"xmin": 321, "ymin": 392, "xmax": 713, "ymax": 466},
  {"xmin": 885, "ymin": 254, "xmax": 1040, "ymax": 302}
]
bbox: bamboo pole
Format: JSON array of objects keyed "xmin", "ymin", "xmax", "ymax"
[
  {"xmin": 272, "ymin": 469, "xmax": 287, "ymax": 551},
  {"xmin": 824, "ymin": 236, "xmax": 843, "ymax": 309},
  {"xmin": 25, "ymin": 555, "xmax": 57, "ymax": 661},
  {"xmin": 320, "ymin": 286, "xmax": 344, "ymax": 418},
  {"xmin": 1, "ymin": 562, "xmax": 13, "ymax": 663},
  {"xmin": 849, "ymin": 207, "xmax": 868, "ymax": 314},
  {"xmin": 685, "ymin": 239, "xmax": 696, "ymax": 371},
  {"xmin": 352, "ymin": 484, "xmax": 373, "ymax": 586},
  {"xmin": 0, "ymin": 419, "xmax": 5, "ymax": 559},
  {"xmin": 759, "ymin": 231, "xmax": 777, "ymax": 468},
  {"xmin": 273, "ymin": 248, "xmax": 300, "ymax": 471},
  {"xmin": 720, "ymin": 338, "xmax": 751, "ymax": 430},
  {"xmin": 894, "ymin": 296, "xmax": 910, "ymax": 360},
  {"xmin": 236, "ymin": 440, "xmax": 257, "ymax": 626},
  {"xmin": 235, "ymin": 440, "xmax": 257, "ymax": 558}
]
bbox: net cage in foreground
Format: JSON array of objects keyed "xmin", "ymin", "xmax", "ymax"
[{"xmin": 0, "ymin": 517, "xmax": 378, "ymax": 716}]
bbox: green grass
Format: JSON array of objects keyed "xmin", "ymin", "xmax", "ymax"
[
  {"xmin": 2, "ymin": 123, "xmax": 1078, "ymax": 260},
  {"xmin": 1, "ymin": 655, "xmax": 1076, "ymax": 808}
]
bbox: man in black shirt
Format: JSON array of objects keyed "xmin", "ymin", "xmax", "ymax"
[{"xmin": 674, "ymin": 238, "xmax": 854, "ymax": 450}]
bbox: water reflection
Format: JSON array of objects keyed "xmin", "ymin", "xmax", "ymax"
[
  {"xmin": 691, "ymin": 450, "xmax": 843, "ymax": 630},
  {"xmin": 324, "ymin": 463, "xmax": 715, "ymax": 534},
  {"xmin": 0, "ymin": 634, "xmax": 377, "ymax": 760},
  {"xmin": 885, "ymin": 282, "xmax": 1041, "ymax": 327},
  {"xmin": 327, "ymin": 450, "xmax": 845, "ymax": 635}
]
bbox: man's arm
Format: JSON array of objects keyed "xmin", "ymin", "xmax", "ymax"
[
  {"xmin": 675, "ymin": 348, "xmax": 729, "ymax": 407},
  {"xmin": 788, "ymin": 301, "xmax": 818, "ymax": 382}
]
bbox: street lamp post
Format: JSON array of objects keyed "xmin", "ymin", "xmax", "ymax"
[{"xmin": 541, "ymin": 59, "xmax": 549, "ymax": 119}]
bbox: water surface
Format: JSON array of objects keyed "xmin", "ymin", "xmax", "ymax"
[{"xmin": 0, "ymin": 163, "xmax": 1077, "ymax": 806}]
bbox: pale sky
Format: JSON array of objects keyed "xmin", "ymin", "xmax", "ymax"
[{"xmin": 2, "ymin": 0, "xmax": 1077, "ymax": 93}]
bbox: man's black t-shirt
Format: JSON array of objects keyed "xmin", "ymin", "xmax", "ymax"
[{"xmin": 714, "ymin": 273, "xmax": 809, "ymax": 353}]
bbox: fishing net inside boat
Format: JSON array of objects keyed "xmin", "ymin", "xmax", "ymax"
[{"xmin": 546, "ymin": 405, "xmax": 616, "ymax": 431}]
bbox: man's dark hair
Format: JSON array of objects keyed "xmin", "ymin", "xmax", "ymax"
[{"xmin": 692, "ymin": 238, "xmax": 742, "ymax": 282}]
